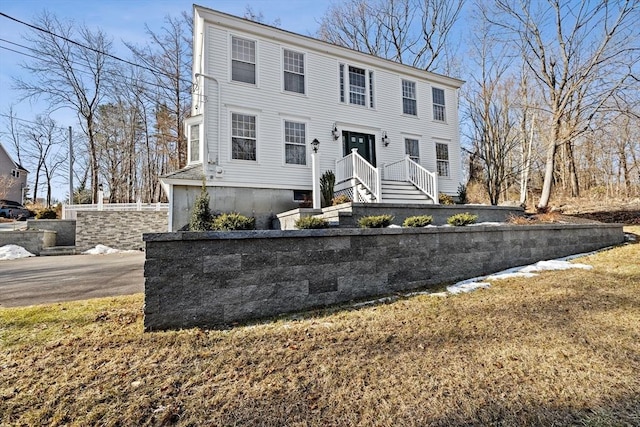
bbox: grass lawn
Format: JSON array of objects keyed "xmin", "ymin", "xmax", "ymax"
[{"xmin": 1, "ymin": 227, "xmax": 639, "ymax": 426}]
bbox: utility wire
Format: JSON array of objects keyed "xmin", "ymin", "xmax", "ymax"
[{"xmin": 0, "ymin": 11, "xmax": 194, "ymax": 87}]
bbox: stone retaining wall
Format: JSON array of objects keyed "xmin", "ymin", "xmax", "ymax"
[
  {"xmin": 76, "ymin": 211, "xmax": 168, "ymax": 252},
  {"xmin": 143, "ymin": 223, "xmax": 624, "ymax": 331},
  {"xmin": 0, "ymin": 230, "xmax": 57, "ymax": 255},
  {"xmin": 27, "ymin": 219, "xmax": 76, "ymax": 246}
]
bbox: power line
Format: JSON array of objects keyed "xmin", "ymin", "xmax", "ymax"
[{"xmin": 0, "ymin": 11, "xmax": 194, "ymax": 88}]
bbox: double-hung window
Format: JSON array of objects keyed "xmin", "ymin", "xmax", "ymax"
[
  {"xmin": 402, "ymin": 80, "xmax": 417, "ymax": 115},
  {"xmin": 232, "ymin": 113, "xmax": 256, "ymax": 161},
  {"xmin": 284, "ymin": 121, "xmax": 306, "ymax": 165},
  {"xmin": 189, "ymin": 124, "xmax": 200, "ymax": 163},
  {"xmin": 436, "ymin": 142, "xmax": 450, "ymax": 177},
  {"xmin": 339, "ymin": 63, "xmax": 374, "ymax": 107},
  {"xmin": 405, "ymin": 138, "xmax": 420, "ymax": 162},
  {"xmin": 432, "ymin": 87, "xmax": 446, "ymax": 121},
  {"xmin": 283, "ymin": 49, "xmax": 305, "ymax": 94},
  {"xmin": 231, "ymin": 36, "xmax": 255, "ymax": 84}
]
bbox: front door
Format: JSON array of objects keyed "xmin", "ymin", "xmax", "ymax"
[{"xmin": 343, "ymin": 131, "xmax": 376, "ymax": 166}]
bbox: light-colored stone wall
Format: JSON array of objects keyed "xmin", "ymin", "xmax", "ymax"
[
  {"xmin": 0, "ymin": 230, "xmax": 56, "ymax": 255},
  {"xmin": 27, "ymin": 219, "xmax": 76, "ymax": 246},
  {"xmin": 143, "ymin": 223, "xmax": 624, "ymax": 331},
  {"xmin": 76, "ymin": 211, "xmax": 168, "ymax": 252}
]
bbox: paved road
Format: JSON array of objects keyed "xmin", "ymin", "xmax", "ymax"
[{"xmin": 0, "ymin": 252, "xmax": 145, "ymax": 308}]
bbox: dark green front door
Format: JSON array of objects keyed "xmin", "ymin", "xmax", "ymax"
[{"xmin": 343, "ymin": 131, "xmax": 376, "ymax": 166}]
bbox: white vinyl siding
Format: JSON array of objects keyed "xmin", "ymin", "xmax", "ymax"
[
  {"xmin": 231, "ymin": 113, "xmax": 256, "ymax": 161},
  {"xmin": 283, "ymin": 49, "xmax": 305, "ymax": 94},
  {"xmin": 231, "ymin": 36, "xmax": 255, "ymax": 84},
  {"xmin": 284, "ymin": 120, "xmax": 306, "ymax": 165},
  {"xmin": 402, "ymin": 80, "xmax": 417, "ymax": 115},
  {"xmin": 436, "ymin": 142, "xmax": 449, "ymax": 177},
  {"xmin": 405, "ymin": 138, "xmax": 419, "ymax": 162},
  {"xmin": 432, "ymin": 87, "xmax": 446, "ymax": 122}
]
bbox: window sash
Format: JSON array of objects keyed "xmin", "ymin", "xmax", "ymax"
[
  {"xmin": 405, "ymin": 138, "xmax": 419, "ymax": 162},
  {"xmin": 189, "ymin": 124, "xmax": 200, "ymax": 162},
  {"xmin": 436, "ymin": 143, "xmax": 449, "ymax": 177},
  {"xmin": 402, "ymin": 80, "xmax": 417, "ymax": 115},
  {"xmin": 432, "ymin": 88, "xmax": 446, "ymax": 121},
  {"xmin": 231, "ymin": 37, "xmax": 255, "ymax": 84},
  {"xmin": 284, "ymin": 121, "xmax": 306, "ymax": 165},
  {"xmin": 348, "ymin": 66, "xmax": 366, "ymax": 106},
  {"xmin": 284, "ymin": 50, "xmax": 305, "ymax": 94},
  {"xmin": 232, "ymin": 113, "xmax": 256, "ymax": 161}
]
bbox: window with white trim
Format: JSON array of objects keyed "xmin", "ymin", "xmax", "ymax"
[
  {"xmin": 339, "ymin": 63, "xmax": 374, "ymax": 107},
  {"xmin": 189, "ymin": 124, "xmax": 200, "ymax": 163},
  {"xmin": 283, "ymin": 49, "xmax": 305, "ymax": 94},
  {"xmin": 232, "ymin": 113, "xmax": 256, "ymax": 161},
  {"xmin": 231, "ymin": 36, "xmax": 255, "ymax": 84},
  {"xmin": 402, "ymin": 80, "xmax": 417, "ymax": 115},
  {"xmin": 436, "ymin": 142, "xmax": 450, "ymax": 177},
  {"xmin": 405, "ymin": 138, "xmax": 420, "ymax": 162},
  {"xmin": 11, "ymin": 169, "xmax": 20, "ymax": 178},
  {"xmin": 432, "ymin": 87, "xmax": 446, "ymax": 121},
  {"xmin": 284, "ymin": 120, "xmax": 306, "ymax": 165}
]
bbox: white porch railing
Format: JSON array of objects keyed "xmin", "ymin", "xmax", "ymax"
[
  {"xmin": 62, "ymin": 201, "xmax": 169, "ymax": 219},
  {"xmin": 336, "ymin": 148, "xmax": 381, "ymax": 202},
  {"xmin": 383, "ymin": 156, "xmax": 438, "ymax": 203}
]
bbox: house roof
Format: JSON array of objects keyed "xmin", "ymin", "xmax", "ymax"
[
  {"xmin": 193, "ymin": 4, "xmax": 465, "ymax": 89},
  {"xmin": 0, "ymin": 142, "xmax": 29, "ymax": 174},
  {"xmin": 161, "ymin": 164, "xmax": 204, "ymax": 181}
]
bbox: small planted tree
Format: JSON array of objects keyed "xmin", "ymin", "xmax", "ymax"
[
  {"xmin": 320, "ymin": 170, "xmax": 335, "ymax": 207},
  {"xmin": 189, "ymin": 184, "xmax": 213, "ymax": 231}
]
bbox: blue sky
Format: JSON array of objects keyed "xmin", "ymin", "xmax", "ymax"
[{"xmin": 0, "ymin": 0, "xmax": 331, "ymax": 201}]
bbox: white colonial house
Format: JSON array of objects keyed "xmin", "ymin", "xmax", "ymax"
[{"xmin": 161, "ymin": 5, "xmax": 464, "ymax": 230}]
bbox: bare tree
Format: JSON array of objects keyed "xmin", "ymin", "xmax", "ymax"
[
  {"xmin": 318, "ymin": 0, "xmax": 465, "ymax": 74},
  {"xmin": 14, "ymin": 11, "xmax": 114, "ymax": 203},
  {"xmin": 488, "ymin": 0, "xmax": 640, "ymax": 209}
]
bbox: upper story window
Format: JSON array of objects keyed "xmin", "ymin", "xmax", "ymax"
[
  {"xmin": 432, "ymin": 87, "xmax": 446, "ymax": 121},
  {"xmin": 405, "ymin": 138, "xmax": 420, "ymax": 162},
  {"xmin": 436, "ymin": 142, "xmax": 450, "ymax": 177},
  {"xmin": 339, "ymin": 63, "xmax": 374, "ymax": 107},
  {"xmin": 402, "ymin": 80, "xmax": 417, "ymax": 115},
  {"xmin": 231, "ymin": 113, "xmax": 257, "ymax": 161},
  {"xmin": 231, "ymin": 36, "xmax": 255, "ymax": 84},
  {"xmin": 189, "ymin": 124, "xmax": 200, "ymax": 163},
  {"xmin": 283, "ymin": 49, "xmax": 305, "ymax": 94},
  {"xmin": 11, "ymin": 169, "xmax": 20, "ymax": 178},
  {"xmin": 284, "ymin": 120, "xmax": 306, "ymax": 165}
]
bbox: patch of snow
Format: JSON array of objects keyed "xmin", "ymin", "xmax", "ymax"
[
  {"xmin": 469, "ymin": 222, "xmax": 504, "ymax": 227},
  {"xmin": 387, "ymin": 224, "xmax": 402, "ymax": 228},
  {"xmin": 520, "ymin": 260, "xmax": 592, "ymax": 273},
  {"xmin": 83, "ymin": 244, "xmax": 139, "ymax": 255},
  {"xmin": 0, "ymin": 244, "xmax": 35, "ymax": 260},
  {"xmin": 447, "ymin": 282, "xmax": 491, "ymax": 294}
]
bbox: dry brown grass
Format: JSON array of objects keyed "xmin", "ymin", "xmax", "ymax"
[{"xmin": 2, "ymin": 227, "xmax": 639, "ymax": 426}]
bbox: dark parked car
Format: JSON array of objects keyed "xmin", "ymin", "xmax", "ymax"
[{"xmin": 0, "ymin": 200, "xmax": 32, "ymax": 220}]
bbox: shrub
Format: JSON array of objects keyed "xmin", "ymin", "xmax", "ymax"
[
  {"xmin": 332, "ymin": 194, "xmax": 351, "ymax": 205},
  {"xmin": 439, "ymin": 193, "xmax": 454, "ymax": 205},
  {"xmin": 447, "ymin": 212, "xmax": 478, "ymax": 226},
  {"xmin": 320, "ymin": 170, "xmax": 335, "ymax": 208},
  {"xmin": 189, "ymin": 184, "xmax": 213, "ymax": 231},
  {"xmin": 358, "ymin": 214, "xmax": 394, "ymax": 228},
  {"xmin": 295, "ymin": 216, "xmax": 329, "ymax": 229},
  {"xmin": 35, "ymin": 207, "xmax": 57, "ymax": 219},
  {"xmin": 212, "ymin": 212, "xmax": 256, "ymax": 231},
  {"xmin": 456, "ymin": 184, "xmax": 468, "ymax": 204},
  {"xmin": 402, "ymin": 215, "xmax": 433, "ymax": 227}
]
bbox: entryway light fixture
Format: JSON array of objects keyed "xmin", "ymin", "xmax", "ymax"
[
  {"xmin": 332, "ymin": 123, "xmax": 340, "ymax": 140},
  {"xmin": 311, "ymin": 138, "xmax": 320, "ymax": 153},
  {"xmin": 382, "ymin": 131, "xmax": 389, "ymax": 147}
]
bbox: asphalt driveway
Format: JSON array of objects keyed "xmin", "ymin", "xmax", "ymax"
[{"xmin": 0, "ymin": 252, "xmax": 145, "ymax": 308}]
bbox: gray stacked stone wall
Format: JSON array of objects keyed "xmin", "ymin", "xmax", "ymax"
[
  {"xmin": 76, "ymin": 211, "xmax": 168, "ymax": 252},
  {"xmin": 143, "ymin": 223, "xmax": 624, "ymax": 331},
  {"xmin": 0, "ymin": 230, "xmax": 56, "ymax": 255},
  {"xmin": 27, "ymin": 219, "xmax": 76, "ymax": 246}
]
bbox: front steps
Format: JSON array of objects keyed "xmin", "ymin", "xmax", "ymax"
[{"xmin": 380, "ymin": 180, "xmax": 433, "ymax": 204}]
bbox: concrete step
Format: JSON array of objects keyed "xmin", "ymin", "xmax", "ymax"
[{"xmin": 39, "ymin": 246, "xmax": 77, "ymax": 256}]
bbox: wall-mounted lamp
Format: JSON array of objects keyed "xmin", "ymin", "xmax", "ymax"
[
  {"xmin": 332, "ymin": 123, "xmax": 340, "ymax": 141},
  {"xmin": 382, "ymin": 131, "xmax": 390, "ymax": 147},
  {"xmin": 311, "ymin": 138, "xmax": 320, "ymax": 153},
  {"xmin": 98, "ymin": 183, "xmax": 104, "ymax": 192}
]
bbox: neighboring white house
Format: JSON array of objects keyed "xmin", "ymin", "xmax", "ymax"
[
  {"xmin": 161, "ymin": 5, "xmax": 464, "ymax": 230},
  {"xmin": 0, "ymin": 142, "xmax": 28, "ymax": 204}
]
